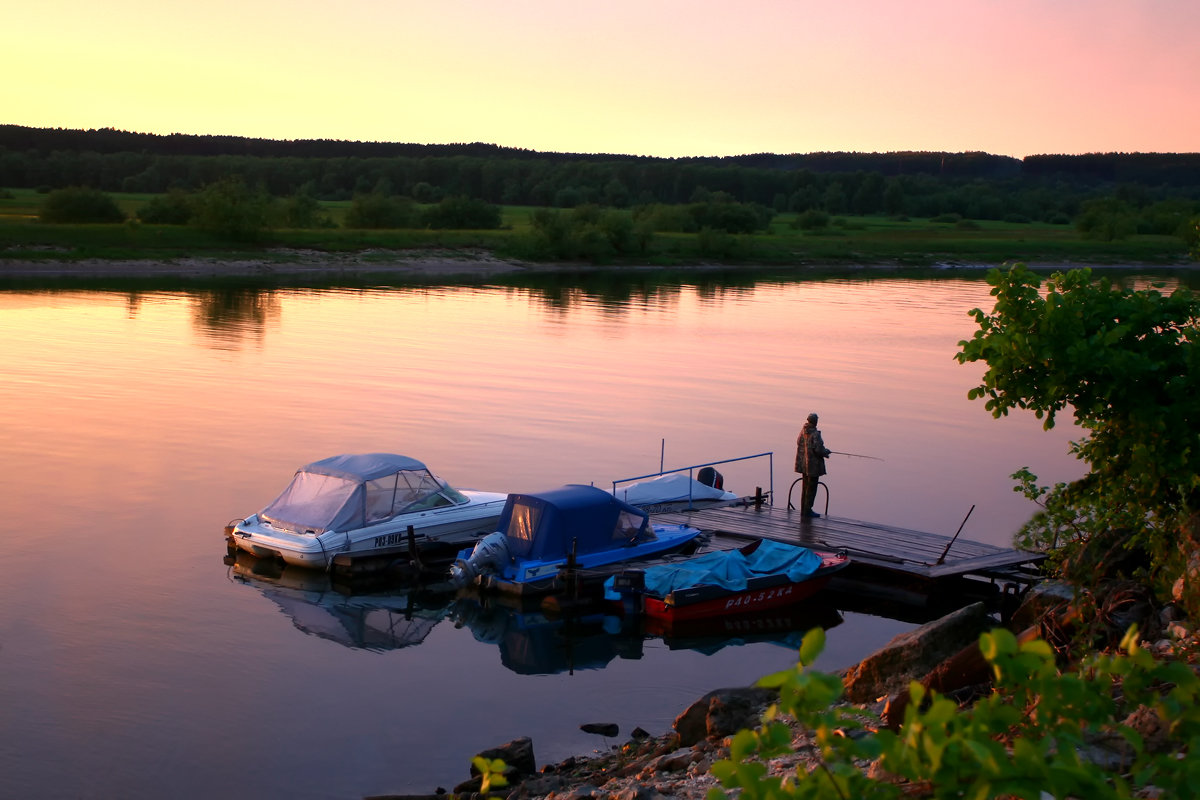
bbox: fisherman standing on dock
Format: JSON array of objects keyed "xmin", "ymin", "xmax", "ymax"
[{"xmin": 795, "ymin": 413, "xmax": 831, "ymax": 518}]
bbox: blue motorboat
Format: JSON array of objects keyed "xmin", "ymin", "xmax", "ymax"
[{"xmin": 449, "ymin": 484, "xmax": 704, "ymax": 597}]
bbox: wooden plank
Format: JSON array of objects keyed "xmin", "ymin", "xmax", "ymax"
[{"xmin": 653, "ymin": 504, "xmax": 1043, "ymax": 585}]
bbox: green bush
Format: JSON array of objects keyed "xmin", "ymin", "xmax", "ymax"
[
  {"xmin": 38, "ymin": 187, "xmax": 125, "ymax": 224},
  {"xmin": 515, "ymin": 206, "xmax": 641, "ymax": 262},
  {"xmin": 710, "ymin": 626, "xmax": 1199, "ymax": 799},
  {"xmin": 420, "ymin": 195, "xmax": 502, "ymax": 229},
  {"xmin": 344, "ymin": 192, "xmax": 416, "ymax": 229},
  {"xmin": 191, "ymin": 177, "xmax": 272, "ymax": 240},
  {"xmin": 138, "ymin": 189, "xmax": 194, "ymax": 225},
  {"xmin": 930, "ymin": 212, "xmax": 962, "ymax": 224},
  {"xmin": 1074, "ymin": 197, "xmax": 1136, "ymax": 241},
  {"xmin": 697, "ymin": 226, "xmax": 739, "ymax": 258},
  {"xmin": 280, "ymin": 192, "xmax": 333, "ymax": 229},
  {"xmin": 689, "ymin": 195, "xmax": 774, "ymax": 234},
  {"xmin": 632, "ymin": 203, "xmax": 696, "ymax": 233},
  {"xmin": 794, "ymin": 209, "xmax": 831, "ymax": 231}
]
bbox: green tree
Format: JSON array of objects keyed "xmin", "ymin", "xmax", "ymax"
[
  {"xmin": 280, "ymin": 191, "xmax": 331, "ymax": 229},
  {"xmin": 955, "ymin": 265, "xmax": 1200, "ymax": 609},
  {"xmin": 1074, "ymin": 196, "xmax": 1137, "ymax": 241},
  {"xmin": 38, "ymin": 186, "xmax": 125, "ymax": 223},
  {"xmin": 138, "ymin": 189, "xmax": 194, "ymax": 224},
  {"xmin": 420, "ymin": 195, "xmax": 501, "ymax": 229},
  {"xmin": 192, "ymin": 177, "xmax": 272, "ymax": 240},
  {"xmin": 793, "ymin": 209, "xmax": 831, "ymax": 231},
  {"xmin": 1185, "ymin": 215, "xmax": 1200, "ymax": 259},
  {"xmin": 344, "ymin": 192, "xmax": 415, "ymax": 229}
]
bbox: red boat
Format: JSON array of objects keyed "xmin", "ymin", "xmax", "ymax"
[{"xmin": 610, "ymin": 538, "xmax": 849, "ymax": 623}]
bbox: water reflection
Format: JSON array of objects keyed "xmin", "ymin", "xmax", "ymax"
[
  {"xmin": 227, "ymin": 552, "xmax": 453, "ymax": 652},
  {"xmin": 229, "ymin": 552, "xmax": 846, "ymax": 675},
  {"xmin": 191, "ymin": 288, "xmax": 282, "ymax": 347},
  {"xmin": 449, "ymin": 597, "xmax": 645, "ymax": 675}
]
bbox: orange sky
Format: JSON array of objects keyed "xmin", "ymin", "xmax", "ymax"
[{"xmin": 4, "ymin": 0, "xmax": 1198, "ymax": 158}]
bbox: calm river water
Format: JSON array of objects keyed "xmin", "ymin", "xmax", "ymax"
[{"xmin": 0, "ymin": 269, "xmax": 1146, "ymax": 798}]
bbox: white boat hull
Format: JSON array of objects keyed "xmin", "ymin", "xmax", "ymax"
[{"xmin": 229, "ymin": 490, "xmax": 507, "ymax": 569}]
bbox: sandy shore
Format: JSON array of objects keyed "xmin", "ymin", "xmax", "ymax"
[{"xmin": 0, "ymin": 248, "xmax": 557, "ymax": 281}]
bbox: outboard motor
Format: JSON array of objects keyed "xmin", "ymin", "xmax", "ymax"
[
  {"xmin": 697, "ymin": 466, "xmax": 724, "ymax": 490},
  {"xmin": 449, "ymin": 531, "xmax": 510, "ymax": 587}
]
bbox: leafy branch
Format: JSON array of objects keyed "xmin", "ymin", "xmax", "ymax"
[{"xmin": 708, "ymin": 627, "xmax": 1199, "ymax": 800}]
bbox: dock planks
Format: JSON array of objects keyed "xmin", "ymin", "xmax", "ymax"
[{"xmin": 653, "ymin": 503, "xmax": 1044, "ymax": 585}]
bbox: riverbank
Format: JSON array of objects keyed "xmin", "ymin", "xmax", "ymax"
[
  {"xmin": 0, "ymin": 247, "xmax": 539, "ymax": 281},
  {"xmin": 389, "ymin": 585, "xmax": 1197, "ymax": 800},
  {"xmin": 1, "ymin": 246, "xmax": 1195, "ymax": 285}
]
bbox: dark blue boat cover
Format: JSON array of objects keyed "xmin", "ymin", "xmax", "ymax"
[
  {"xmin": 628, "ymin": 540, "xmax": 823, "ymax": 597},
  {"xmin": 500, "ymin": 484, "xmax": 652, "ymax": 560}
]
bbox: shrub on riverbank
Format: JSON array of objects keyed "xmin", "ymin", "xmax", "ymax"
[
  {"xmin": 38, "ymin": 187, "xmax": 125, "ymax": 224},
  {"xmin": 708, "ymin": 626, "xmax": 1198, "ymax": 799},
  {"xmin": 2, "ymin": 187, "xmax": 1193, "ymax": 266}
]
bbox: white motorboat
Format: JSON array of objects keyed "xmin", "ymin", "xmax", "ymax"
[
  {"xmin": 615, "ymin": 470, "xmax": 739, "ymax": 512},
  {"xmin": 227, "ymin": 453, "xmax": 507, "ymax": 570}
]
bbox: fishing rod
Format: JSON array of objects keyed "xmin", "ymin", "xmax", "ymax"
[{"xmin": 828, "ymin": 450, "xmax": 884, "ymax": 461}]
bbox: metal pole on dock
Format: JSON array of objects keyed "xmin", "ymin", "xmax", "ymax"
[{"xmin": 936, "ymin": 505, "xmax": 975, "ymax": 565}]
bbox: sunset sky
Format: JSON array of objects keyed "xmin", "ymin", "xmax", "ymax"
[{"xmin": 5, "ymin": 0, "xmax": 1198, "ymax": 158}]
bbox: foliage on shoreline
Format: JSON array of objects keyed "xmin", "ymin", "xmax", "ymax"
[
  {"xmin": 1, "ymin": 187, "xmax": 1193, "ymax": 269},
  {"xmin": 709, "ymin": 627, "xmax": 1198, "ymax": 799},
  {"xmin": 956, "ymin": 265, "xmax": 1200, "ymax": 616}
]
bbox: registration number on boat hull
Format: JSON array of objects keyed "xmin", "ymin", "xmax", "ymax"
[{"xmin": 521, "ymin": 562, "xmax": 564, "ymax": 581}]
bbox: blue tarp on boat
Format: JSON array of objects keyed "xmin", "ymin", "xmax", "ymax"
[
  {"xmin": 607, "ymin": 539, "xmax": 824, "ymax": 599},
  {"xmin": 499, "ymin": 484, "xmax": 653, "ymax": 560}
]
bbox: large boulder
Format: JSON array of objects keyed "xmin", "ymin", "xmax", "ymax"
[
  {"xmin": 1008, "ymin": 580, "xmax": 1075, "ymax": 632},
  {"xmin": 455, "ymin": 735, "xmax": 537, "ymax": 794},
  {"xmin": 672, "ymin": 686, "xmax": 777, "ymax": 746},
  {"xmin": 841, "ymin": 601, "xmax": 994, "ymax": 704}
]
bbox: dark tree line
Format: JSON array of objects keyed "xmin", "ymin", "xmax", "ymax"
[{"xmin": 3, "ymin": 125, "xmax": 1199, "ymax": 224}]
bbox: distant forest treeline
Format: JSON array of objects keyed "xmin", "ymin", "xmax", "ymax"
[{"xmin": 4, "ymin": 125, "xmax": 1200, "ymax": 223}]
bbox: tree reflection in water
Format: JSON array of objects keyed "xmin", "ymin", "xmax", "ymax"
[{"xmin": 191, "ymin": 287, "xmax": 282, "ymax": 348}]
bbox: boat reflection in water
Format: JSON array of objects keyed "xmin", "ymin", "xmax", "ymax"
[
  {"xmin": 227, "ymin": 551, "xmax": 455, "ymax": 652},
  {"xmin": 448, "ymin": 596, "xmax": 643, "ymax": 675},
  {"xmin": 227, "ymin": 550, "xmax": 843, "ymax": 670},
  {"xmin": 448, "ymin": 594, "xmax": 845, "ymax": 676}
]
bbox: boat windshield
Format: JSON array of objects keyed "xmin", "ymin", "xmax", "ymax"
[
  {"xmin": 261, "ymin": 466, "xmax": 463, "ymax": 534},
  {"xmin": 261, "ymin": 471, "xmax": 360, "ymax": 534},
  {"xmin": 505, "ymin": 501, "xmax": 543, "ymax": 555},
  {"xmin": 613, "ymin": 508, "xmax": 653, "ymax": 543}
]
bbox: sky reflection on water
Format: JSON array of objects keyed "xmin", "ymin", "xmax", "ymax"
[{"xmin": 0, "ymin": 272, "xmax": 1103, "ymax": 798}]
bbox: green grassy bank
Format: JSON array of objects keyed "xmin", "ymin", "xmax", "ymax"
[{"xmin": 0, "ymin": 187, "xmax": 1191, "ymax": 269}]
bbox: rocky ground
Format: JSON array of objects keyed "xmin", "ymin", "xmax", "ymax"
[
  {"xmin": 0, "ymin": 248, "xmax": 545, "ymax": 281},
  {"xmin": 2, "ymin": 247, "xmax": 1190, "ymax": 283},
  {"xmin": 371, "ymin": 586, "xmax": 1198, "ymax": 800}
]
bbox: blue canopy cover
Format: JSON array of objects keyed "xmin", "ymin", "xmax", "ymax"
[{"xmin": 500, "ymin": 484, "xmax": 652, "ymax": 560}]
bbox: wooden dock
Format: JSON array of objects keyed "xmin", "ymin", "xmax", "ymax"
[{"xmin": 652, "ymin": 503, "xmax": 1044, "ymax": 587}]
